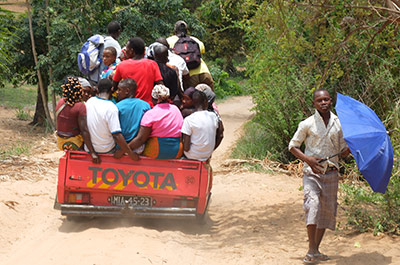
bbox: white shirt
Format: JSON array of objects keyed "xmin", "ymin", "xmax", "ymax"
[
  {"xmin": 168, "ymin": 51, "xmax": 189, "ymax": 91},
  {"xmin": 181, "ymin": 110, "xmax": 219, "ymax": 161},
  {"xmin": 85, "ymin": 96, "xmax": 121, "ymax": 153},
  {"xmin": 288, "ymin": 110, "xmax": 347, "ymax": 174},
  {"xmin": 104, "ymin": 36, "xmax": 121, "ymax": 58}
]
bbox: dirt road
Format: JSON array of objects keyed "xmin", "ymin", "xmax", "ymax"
[{"xmin": 1, "ymin": 96, "xmax": 400, "ymax": 265}]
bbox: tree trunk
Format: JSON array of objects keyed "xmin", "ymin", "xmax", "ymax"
[
  {"xmin": 31, "ymin": 85, "xmax": 46, "ymax": 125},
  {"xmin": 31, "ymin": 74, "xmax": 48, "ymax": 126},
  {"xmin": 26, "ymin": 0, "xmax": 55, "ymax": 129}
]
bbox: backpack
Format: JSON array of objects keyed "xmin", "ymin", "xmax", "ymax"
[
  {"xmin": 77, "ymin": 34, "xmax": 104, "ymax": 75},
  {"xmin": 173, "ymin": 36, "xmax": 201, "ymax": 70}
]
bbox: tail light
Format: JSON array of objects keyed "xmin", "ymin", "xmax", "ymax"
[
  {"xmin": 173, "ymin": 197, "xmax": 196, "ymax": 208},
  {"xmin": 67, "ymin": 192, "xmax": 90, "ymax": 204}
]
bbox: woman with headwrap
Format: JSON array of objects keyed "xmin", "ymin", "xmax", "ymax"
[
  {"xmin": 56, "ymin": 76, "xmax": 100, "ymax": 163},
  {"xmin": 119, "ymin": 84, "xmax": 183, "ymax": 159}
]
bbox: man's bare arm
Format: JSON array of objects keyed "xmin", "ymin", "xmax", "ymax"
[
  {"xmin": 128, "ymin": 126, "xmax": 152, "ymax": 150},
  {"xmin": 182, "ymin": 133, "xmax": 191, "ymax": 152},
  {"xmin": 113, "ymin": 132, "xmax": 139, "ymax": 161},
  {"xmin": 214, "ymin": 120, "xmax": 224, "ymax": 150},
  {"xmin": 78, "ymin": 115, "xmax": 100, "ymax": 164},
  {"xmin": 289, "ymin": 147, "xmax": 322, "ymax": 174}
]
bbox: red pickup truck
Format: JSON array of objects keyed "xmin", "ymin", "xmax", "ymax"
[{"xmin": 56, "ymin": 151, "xmax": 212, "ymax": 221}]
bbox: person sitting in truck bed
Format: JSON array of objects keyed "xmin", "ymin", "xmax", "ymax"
[
  {"xmin": 85, "ymin": 78, "xmax": 139, "ymax": 161},
  {"xmin": 115, "ymin": 78, "xmax": 150, "ymax": 154},
  {"xmin": 78, "ymin": 77, "xmax": 94, "ymax": 102},
  {"xmin": 181, "ymin": 90, "xmax": 224, "ymax": 161},
  {"xmin": 56, "ymin": 76, "xmax": 100, "ymax": 163},
  {"xmin": 122, "ymin": 84, "xmax": 184, "ymax": 159}
]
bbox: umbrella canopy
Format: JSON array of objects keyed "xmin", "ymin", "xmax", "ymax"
[{"xmin": 335, "ymin": 93, "xmax": 393, "ymax": 193}]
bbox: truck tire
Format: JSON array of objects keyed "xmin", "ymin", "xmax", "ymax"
[
  {"xmin": 195, "ymin": 210, "xmax": 208, "ymax": 225},
  {"xmin": 196, "ymin": 193, "xmax": 211, "ymax": 225}
]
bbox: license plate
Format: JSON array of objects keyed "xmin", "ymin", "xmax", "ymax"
[{"xmin": 110, "ymin": 195, "xmax": 152, "ymax": 207}]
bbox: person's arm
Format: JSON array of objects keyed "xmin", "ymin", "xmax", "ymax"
[
  {"xmin": 182, "ymin": 133, "xmax": 191, "ymax": 152},
  {"xmin": 78, "ymin": 115, "xmax": 100, "ymax": 164},
  {"xmin": 289, "ymin": 147, "xmax": 323, "ymax": 174},
  {"xmin": 288, "ymin": 120, "xmax": 323, "ymax": 174},
  {"xmin": 128, "ymin": 126, "xmax": 152, "ymax": 150},
  {"xmin": 214, "ymin": 119, "xmax": 224, "ymax": 150},
  {"xmin": 113, "ymin": 132, "xmax": 139, "ymax": 161}
]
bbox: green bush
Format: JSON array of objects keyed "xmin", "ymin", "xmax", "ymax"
[
  {"xmin": 15, "ymin": 108, "xmax": 31, "ymax": 121},
  {"xmin": 240, "ymin": 0, "xmax": 400, "ymax": 162},
  {"xmin": 208, "ymin": 59, "xmax": 243, "ymax": 99},
  {"xmin": 231, "ymin": 121, "xmax": 270, "ymax": 160},
  {"xmin": 340, "ymin": 174, "xmax": 400, "ymax": 234},
  {"xmin": 236, "ymin": 0, "xmax": 400, "ymax": 233}
]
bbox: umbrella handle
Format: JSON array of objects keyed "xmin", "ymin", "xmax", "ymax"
[{"xmin": 318, "ymin": 152, "xmax": 341, "ymax": 163}]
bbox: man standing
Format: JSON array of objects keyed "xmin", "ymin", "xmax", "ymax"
[
  {"xmin": 288, "ymin": 89, "xmax": 349, "ymax": 263},
  {"xmin": 104, "ymin": 21, "xmax": 122, "ymax": 59},
  {"xmin": 112, "ymin": 37, "xmax": 163, "ymax": 107},
  {"xmin": 88, "ymin": 21, "xmax": 122, "ymax": 83},
  {"xmin": 167, "ymin": 20, "xmax": 214, "ymax": 90}
]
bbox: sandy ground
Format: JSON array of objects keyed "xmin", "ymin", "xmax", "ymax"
[{"xmin": 1, "ymin": 96, "xmax": 400, "ymax": 265}]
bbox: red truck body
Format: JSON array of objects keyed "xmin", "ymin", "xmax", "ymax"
[{"xmin": 56, "ymin": 151, "xmax": 212, "ymax": 219}]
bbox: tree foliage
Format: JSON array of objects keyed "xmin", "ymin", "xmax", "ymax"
[
  {"xmin": 0, "ymin": 8, "xmax": 21, "ymax": 87},
  {"xmin": 197, "ymin": 0, "xmax": 261, "ymax": 72},
  {"xmin": 245, "ymin": 0, "xmax": 400, "ymax": 162},
  {"xmin": 4, "ymin": 0, "xmax": 203, "ymax": 125},
  {"xmin": 244, "ymin": 0, "xmax": 400, "ymax": 233},
  {"xmin": 41, "ymin": 0, "xmax": 203, "ymax": 87}
]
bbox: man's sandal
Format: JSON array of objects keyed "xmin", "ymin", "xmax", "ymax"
[
  {"xmin": 303, "ymin": 253, "xmax": 317, "ymax": 264},
  {"xmin": 315, "ymin": 253, "xmax": 330, "ymax": 261}
]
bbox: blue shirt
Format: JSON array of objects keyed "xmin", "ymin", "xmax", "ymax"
[{"xmin": 116, "ymin": 98, "xmax": 151, "ymax": 142}]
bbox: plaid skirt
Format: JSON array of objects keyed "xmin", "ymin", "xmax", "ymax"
[{"xmin": 303, "ymin": 170, "xmax": 339, "ymax": 230}]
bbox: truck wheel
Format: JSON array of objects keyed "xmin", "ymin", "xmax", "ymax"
[
  {"xmin": 196, "ymin": 209, "xmax": 209, "ymax": 225},
  {"xmin": 196, "ymin": 193, "xmax": 212, "ymax": 224}
]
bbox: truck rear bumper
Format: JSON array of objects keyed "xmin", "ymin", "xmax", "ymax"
[{"xmin": 60, "ymin": 204, "xmax": 197, "ymax": 218}]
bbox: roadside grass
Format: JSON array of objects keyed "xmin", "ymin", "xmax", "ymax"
[
  {"xmin": 15, "ymin": 108, "xmax": 32, "ymax": 120},
  {"xmin": 0, "ymin": 83, "xmax": 36, "ymax": 109},
  {"xmin": 0, "ymin": 141, "xmax": 30, "ymax": 160},
  {"xmin": 231, "ymin": 120, "xmax": 270, "ymax": 160},
  {"xmin": 0, "ymin": 83, "xmax": 39, "ymax": 160}
]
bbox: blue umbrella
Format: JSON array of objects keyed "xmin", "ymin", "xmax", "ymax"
[{"xmin": 335, "ymin": 93, "xmax": 393, "ymax": 193}]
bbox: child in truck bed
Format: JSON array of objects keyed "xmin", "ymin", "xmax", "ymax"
[
  {"xmin": 101, "ymin": 46, "xmax": 117, "ymax": 79},
  {"xmin": 181, "ymin": 90, "xmax": 224, "ymax": 161}
]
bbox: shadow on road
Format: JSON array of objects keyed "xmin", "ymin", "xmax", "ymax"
[{"xmin": 58, "ymin": 199, "xmax": 303, "ymax": 250}]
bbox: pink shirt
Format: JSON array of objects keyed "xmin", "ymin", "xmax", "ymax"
[{"xmin": 140, "ymin": 103, "xmax": 183, "ymax": 138}]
